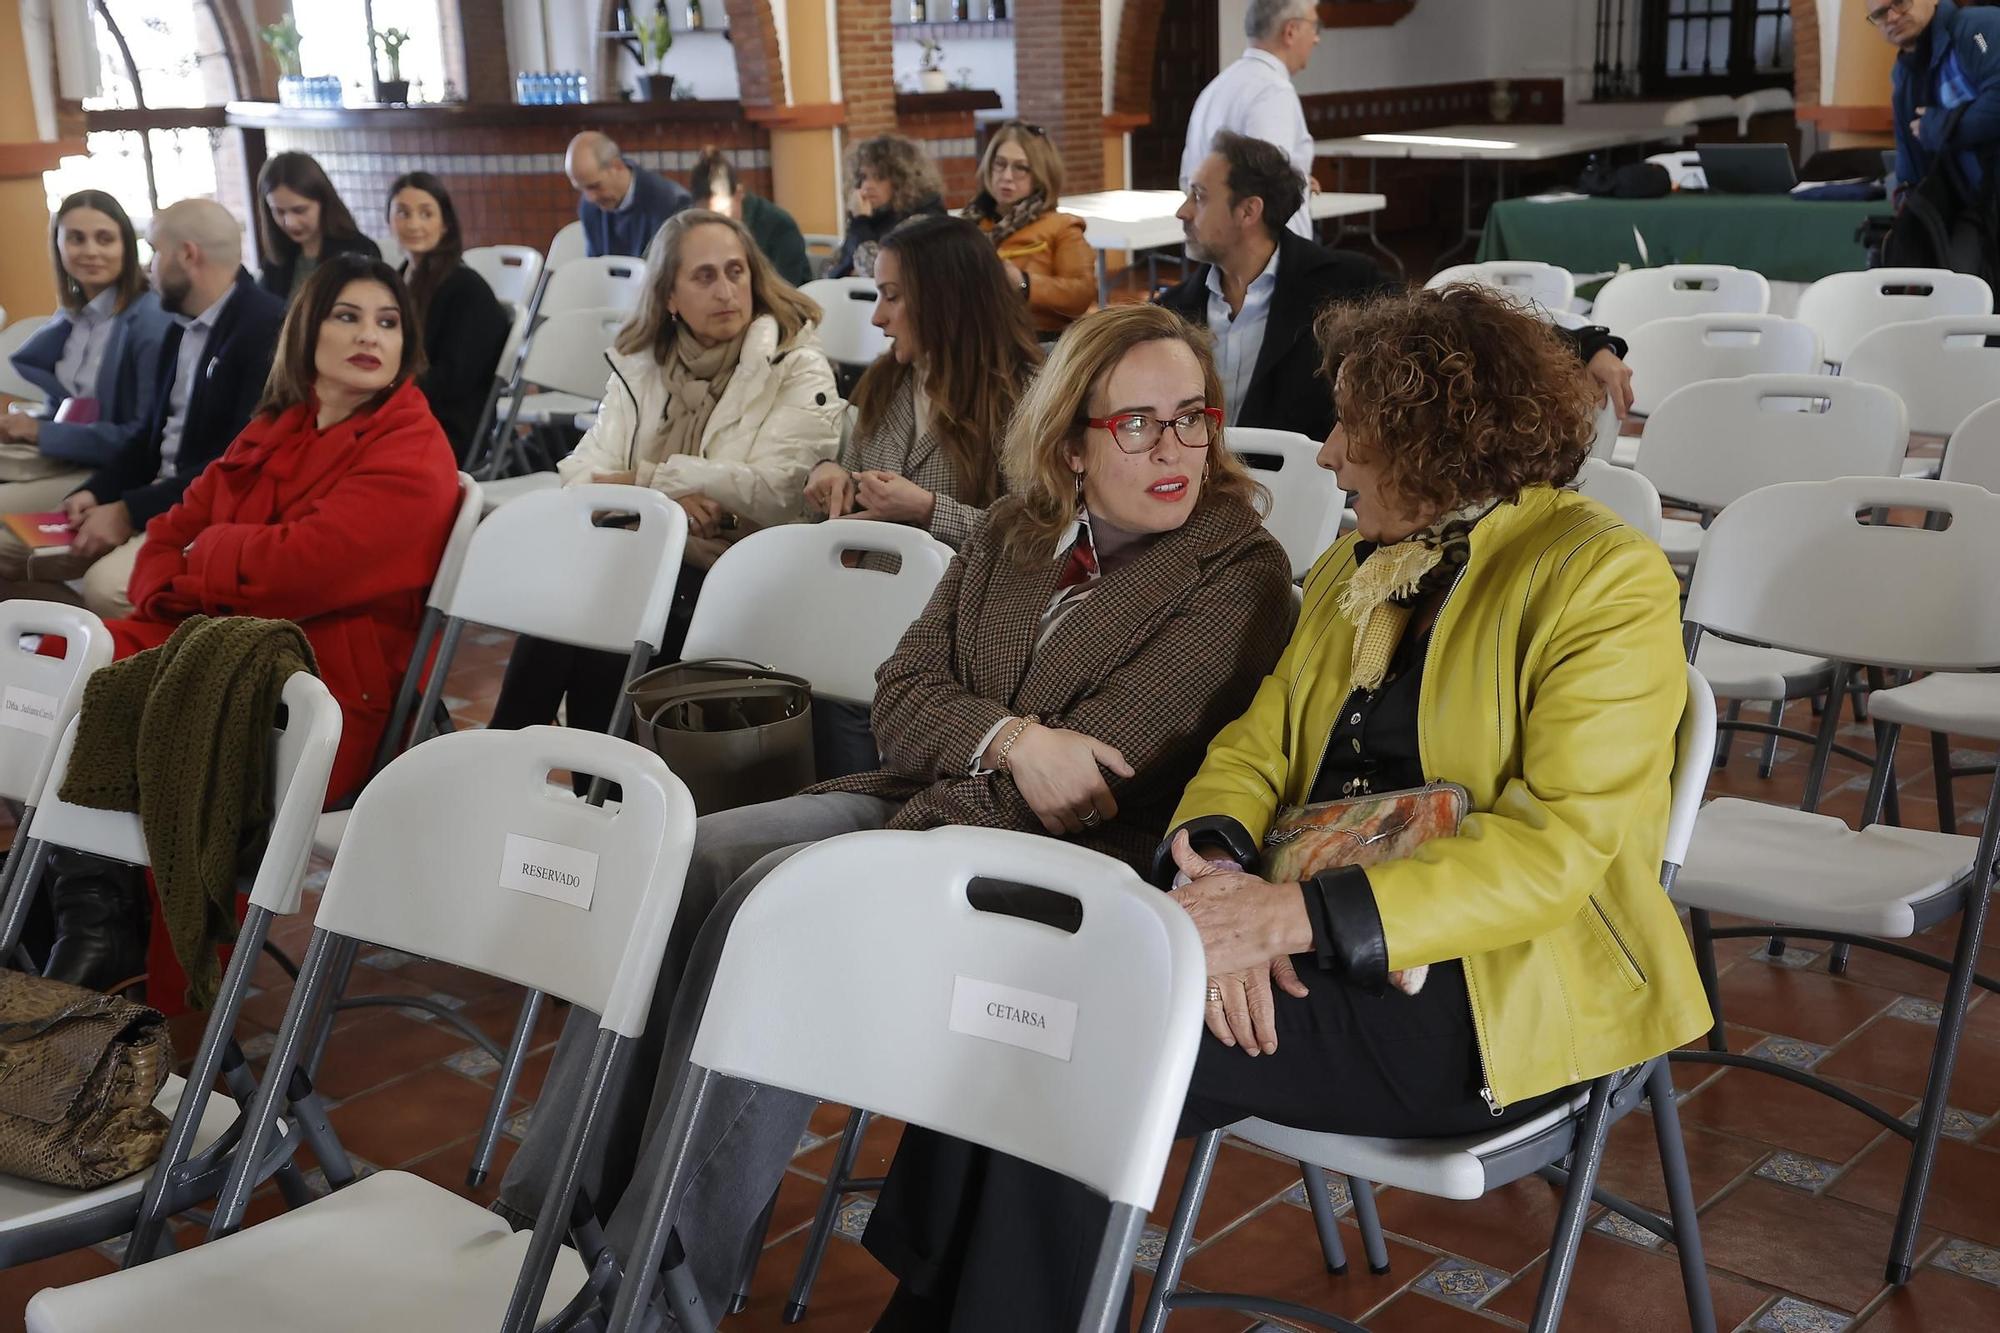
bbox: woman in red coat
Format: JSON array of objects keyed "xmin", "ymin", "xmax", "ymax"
[{"xmin": 42, "ymin": 255, "xmax": 457, "ymax": 992}]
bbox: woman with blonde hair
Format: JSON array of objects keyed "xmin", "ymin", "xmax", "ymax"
[
  {"xmin": 494, "ymin": 302, "xmax": 1293, "ymax": 1321},
  {"xmin": 830, "ymin": 133, "xmax": 947, "ymax": 279},
  {"xmin": 963, "ymin": 121, "xmax": 1097, "ymax": 334},
  {"xmin": 487, "ymin": 207, "xmax": 842, "ymax": 737}
]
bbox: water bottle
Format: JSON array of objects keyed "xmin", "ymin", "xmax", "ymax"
[
  {"xmin": 514, "ymin": 71, "xmax": 526, "ymax": 103},
  {"xmin": 576, "ymin": 73, "xmax": 590, "ymax": 103}
]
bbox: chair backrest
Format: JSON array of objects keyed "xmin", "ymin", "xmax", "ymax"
[
  {"xmin": 1590, "ymin": 264, "xmax": 1771, "ymax": 336},
  {"xmin": 0, "ymin": 316, "xmax": 51, "ymax": 400},
  {"xmin": 312, "ymin": 726, "xmax": 694, "ymax": 1031},
  {"xmin": 494, "ymin": 299, "xmax": 534, "ymax": 387},
  {"xmin": 1663, "ymin": 94, "xmax": 1738, "ymax": 127},
  {"xmin": 1623, "ymin": 313, "xmax": 1823, "ymax": 416},
  {"xmin": 1666, "ymin": 666, "xmax": 1717, "ymax": 872},
  {"xmin": 1586, "ymin": 395, "xmax": 1622, "ymax": 461},
  {"xmin": 1685, "ymin": 477, "xmax": 2000, "ymax": 671},
  {"xmin": 1941, "ymin": 397, "xmax": 2000, "ymax": 493},
  {"xmin": 1230, "ymin": 426, "xmax": 1345, "ymax": 578},
  {"xmin": 690, "ymin": 825, "xmax": 1204, "ymax": 1208},
  {"xmin": 680, "ymin": 521, "xmax": 954, "ymax": 703},
  {"xmin": 516, "ymin": 307, "xmax": 626, "ymax": 399},
  {"xmin": 430, "ymin": 473, "xmax": 485, "ymax": 612},
  {"xmin": 27, "ymin": 673, "xmax": 342, "ymax": 915},
  {"xmin": 1574, "ymin": 457, "xmax": 1663, "ymax": 542},
  {"xmin": 1647, "ymin": 150, "xmax": 1707, "ymax": 191},
  {"xmin": 1734, "ymin": 86, "xmax": 1795, "ymax": 131},
  {"xmin": 1841, "ymin": 315, "xmax": 2000, "ymax": 437},
  {"xmin": 1635, "ymin": 375, "xmax": 1907, "ymax": 509},
  {"xmin": 546, "ymin": 220, "xmax": 588, "ymax": 271},
  {"xmin": 799, "ymin": 277, "xmax": 889, "ymax": 366},
  {"xmin": 1425, "ymin": 261, "xmax": 1575, "ymax": 315},
  {"xmin": 0, "ymin": 602, "xmax": 112, "ymax": 806},
  {"xmin": 1796, "ymin": 268, "xmax": 1993, "ymax": 366},
  {"xmin": 535, "ymin": 254, "xmax": 647, "ymax": 319},
  {"xmin": 463, "ymin": 244, "xmax": 545, "ymax": 308},
  {"xmin": 448, "ymin": 483, "xmax": 687, "ymax": 653}
]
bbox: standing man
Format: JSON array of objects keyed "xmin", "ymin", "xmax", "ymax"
[
  {"xmin": 1880, "ymin": 0, "xmax": 2000, "ymax": 274},
  {"xmin": 1181, "ymin": 0, "xmax": 1322, "ymax": 240},
  {"xmin": 565, "ymin": 131, "xmax": 693, "ymax": 259}
]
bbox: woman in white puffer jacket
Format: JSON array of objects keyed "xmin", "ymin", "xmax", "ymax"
[{"xmin": 493, "ymin": 208, "xmax": 843, "ymax": 738}]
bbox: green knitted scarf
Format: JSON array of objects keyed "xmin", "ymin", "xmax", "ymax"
[{"xmin": 58, "ymin": 616, "xmax": 318, "ymax": 1009}]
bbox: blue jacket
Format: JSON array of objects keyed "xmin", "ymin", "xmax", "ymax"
[
  {"xmin": 580, "ymin": 161, "xmax": 692, "ymax": 258},
  {"xmin": 1893, "ymin": 0, "xmax": 2000, "ymax": 192},
  {"xmin": 9, "ymin": 290, "xmax": 175, "ymax": 468}
]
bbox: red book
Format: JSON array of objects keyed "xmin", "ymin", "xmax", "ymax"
[{"xmin": 1, "ymin": 511, "xmax": 74, "ymax": 552}]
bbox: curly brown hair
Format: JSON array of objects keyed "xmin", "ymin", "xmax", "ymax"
[
  {"xmin": 846, "ymin": 135, "xmax": 945, "ymax": 215},
  {"xmin": 1317, "ymin": 284, "xmax": 1597, "ymax": 516}
]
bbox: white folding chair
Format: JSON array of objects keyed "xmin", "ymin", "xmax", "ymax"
[
  {"xmin": 467, "ymin": 299, "xmax": 537, "ymax": 464},
  {"xmin": 1425, "ymin": 261, "xmax": 1576, "ymax": 316},
  {"xmin": 0, "ymin": 674, "xmax": 341, "ymax": 1272},
  {"xmin": 1674, "ymin": 476, "xmax": 2000, "ymax": 1288},
  {"xmin": 1144, "ymin": 667, "xmax": 1720, "ymax": 1333},
  {"xmin": 531, "ymin": 253, "xmax": 647, "ymax": 320},
  {"xmin": 1573, "ymin": 457, "xmax": 1663, "ymax": 541},
  {"xmin": 1227, "ymin": 427, "xmax": 1346, "ymax": 579},
  {"xmin": 1639, "ymin": 375, "xmax": 1908, "ymax": 774},
  {"xmin": 0, "ymin": 317, "xmax": 53, "ymax": 401},
  {"xmin": 799, "ymin": 277, "xmax": 889, "ymax": 369},
  {"xmin": 1647, "ymin": 150, "xmax": 1707, "ymax": 191},
  {"xmin": 1589, "ymin": 264, "xmax": 1771, "ymax": 338},
  {"xmin": 462, "ymin": 244, "xmax": 545, "ymax": 309},
  {"xmin": 603, "ymin": 825, "xmax": 1206, "ymax": 1333},
  {"xmin": 546, "ymin": 219, "xmax": 588, "ymax": 271},
  {"xmin": 1663, "ymin": 94, "xmax": 1738, "ymax": 128},
  {"xmin": 1586, "ymin": 394, "xmax": 1623, "ymax": 462},
  {"xmin": 479, "ymin": 307, "xmax": 627, "ymax": 480},
  {"xmin": 1795, "ymin": 268, "xmax": 1993, "ymax": 367},
  {"xmin": 1733, "ymin": 86, "xmax": 1795, "ymax": 134},
  {"xmin": 803, "ymin": 232, "xmax": 841, "ymax": 280},
  {"xmin": 1623, "ymin": 313, "xmax": 1822, "ymax": 417},
  {"xmin": 24, "ymin": 726, "xmax": 698, "ymax": 1333},
  {"xmin": 1841, "ymin": 315, "xmax": 2000, "ymax": 446}
]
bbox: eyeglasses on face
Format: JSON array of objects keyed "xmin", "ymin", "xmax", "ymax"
[
  {"xmin": 1086, "ymin": 407, "xmax": 1222, "ymax": 454},
  {"xmin": 1865, "ymin": 0, "xmax": 1911, "ymax": 25}
]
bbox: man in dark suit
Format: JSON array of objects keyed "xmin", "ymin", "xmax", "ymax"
[
  {"xmin": 1156, "ymin": 130, "xmax": 1394, "ymax": 443},
  {"xmin": 0, "ymin": 198, "xmax": 285, "ymax": 617}
]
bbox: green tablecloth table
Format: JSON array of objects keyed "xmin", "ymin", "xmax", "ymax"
[{"xmin": 1477, "ymin": 194, "xmax": 1893, "ymax": 284}]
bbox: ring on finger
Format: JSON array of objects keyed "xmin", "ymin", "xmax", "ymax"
[{"xmin": 1206, "ymin": 981, "xmax": 1223, "ymax": 1004}]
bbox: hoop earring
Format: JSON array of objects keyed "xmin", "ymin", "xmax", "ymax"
[{"xmin": 1073, "ymin": 471, "xmax": 1084, "ymax": 507}]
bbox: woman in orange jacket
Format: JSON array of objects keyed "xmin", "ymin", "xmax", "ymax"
[{"xmin": 961, "ymin": 121, "xmax": 1097, "ymax": 336}]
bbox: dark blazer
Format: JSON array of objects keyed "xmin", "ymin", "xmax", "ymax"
[
  {"xmin": 257, "ymin": 231, "xmax": 383, "ymax": 301},
  {"xmin": 1156, "ymin": 231, "xmax": 1394, "ymax": 442},
  {"xmin": 80, "ymin": 269, "xmax": 286, "ymax": 530},
  {"xmin": 410, "ymin": 262, "xmax": 510, "ymax": 461},
  {"xmin": 9, "ymin": 290, "xmax": 175, "ymax": 468},
  {"xmin": 811, "ymin": 493, "xmax": 1293, "ymax": 872}
]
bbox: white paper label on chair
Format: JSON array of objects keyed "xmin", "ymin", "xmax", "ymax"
[
  {"xmin": 948, "ymin": 976, "xmax": 1077, "ymax": 1062},
  {"xmin": 500, "ymin": 833, "xmax": 598, "ymax": 909},
  {"xmin": 0, "ymin": 686, "xmax": 58, "ymax": 736}
]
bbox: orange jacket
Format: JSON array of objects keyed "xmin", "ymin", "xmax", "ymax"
[{"xmin": 983, "ymin": 210, "xmax": 1098, "ymax": 334}]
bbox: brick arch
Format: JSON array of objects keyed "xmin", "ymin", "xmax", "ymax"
[
  {"xmin": 721, "ymin": 0, "xmax": 788, "ymax": 110},
  {"xmin": 1112, "ymin": 0, "xmax": 1169, "ymax": 122},
  {"xmin": 1793, "ymin": 0, "xmax": 1821, "ymax": 106}
]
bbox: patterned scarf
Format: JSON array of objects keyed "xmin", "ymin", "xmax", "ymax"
[
  {"xmin": 638, "ymin": 323, "xmax": 748, "ymax": 485},
  {"xmin": 1337, "ymin": 501, "xmax": 1495, "ymax": 691},
  {"xmin": 964, "ymin": 190, "xmax": 1050, "ymax": 247}
]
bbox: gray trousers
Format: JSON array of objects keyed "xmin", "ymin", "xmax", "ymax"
[{"xmin": 495, "ymin": 790, "xmax": 898, "ymax": 1322}]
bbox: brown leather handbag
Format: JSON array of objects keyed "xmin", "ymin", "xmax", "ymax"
[
  {"xmin": 0, "ymin": 972, "xmax": 173, "ymax": 1188},
  {"xmin": 625, "ymin": 659, "xmax": 816, "ymax": 816},
  {"xmin": 1262, "ymin": 781, "xmax": 1471, "ymax": 995}
]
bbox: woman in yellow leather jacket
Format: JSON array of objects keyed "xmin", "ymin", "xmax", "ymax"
[{"xmin": 960, "ymin": 121, "xmax": 1097, "ymax": 336}]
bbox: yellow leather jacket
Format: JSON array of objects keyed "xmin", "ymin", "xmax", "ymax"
[{"xmin": 1170, "ymin": 486, "xmax": 1712, "ymax": 1110}]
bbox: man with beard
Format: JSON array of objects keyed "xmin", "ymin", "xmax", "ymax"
[{"xmin": 0, "ymin": 199, "xmax": 284, "ymax": 615}]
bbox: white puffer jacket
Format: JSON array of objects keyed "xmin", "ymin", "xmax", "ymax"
[{"xmin": 557, "ymin": 314, "xmax": 842, "ymax": 529}]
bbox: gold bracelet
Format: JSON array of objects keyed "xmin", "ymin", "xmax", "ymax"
[{"xmin": 996, "ymin": 715, "xmax": 1038, "ymax": 773}]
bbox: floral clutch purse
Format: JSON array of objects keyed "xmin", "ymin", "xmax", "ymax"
[{"xmin": 1263, "ymin": 781, "xmax": 1470, "ymax": 995}]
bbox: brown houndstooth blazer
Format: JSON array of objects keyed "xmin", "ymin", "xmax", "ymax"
[
  {"xmin": 810, "ymin": 490, "xmax": 1293, "ymax": 872},
  {"xmin": 836, "ymin": 375, "xmax": 989, "ymax": 549}
]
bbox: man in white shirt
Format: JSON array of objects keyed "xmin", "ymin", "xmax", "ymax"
[{"xmin": 1181, "ymin": 0, "xmax": 1322, "ymax": 239}]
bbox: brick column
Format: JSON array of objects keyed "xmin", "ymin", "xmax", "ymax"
[
  {"xmin": 1013, "ymin": 0, "xmax": 1105, "ymax": 193},
  {"xmin": 438, "ymin": 0, "xmax": 512, "ymax": 105},
  {"xmin": 722, "ymin": 0, "xmax": 786, "ymax": 111},
  {"xmin": 1112, "ymin": 0, "xmax": 1165, "ymax": 122},
  {"xmin": 835, "ymin": 0, "xmax": 897, "ymax": 141}
]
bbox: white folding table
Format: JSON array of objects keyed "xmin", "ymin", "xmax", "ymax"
[{"xmin": 1058, "ymin": 189, "xmax": 1388, "ymax": 304}]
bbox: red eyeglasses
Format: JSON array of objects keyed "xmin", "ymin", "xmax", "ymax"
[{"xmin": 1085, "ymin": 407, "xmax": 1222, "ymax": 454}]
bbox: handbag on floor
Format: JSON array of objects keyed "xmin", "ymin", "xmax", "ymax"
[
  {"xmin": 0, "ymin": 971, "xmax": 172, "ymax": 1188},
  {"xmin": 625, "ymin": 658, "xmax": 816, "ymax": 815},
  {"xmin": 1262, "ymin": 780, "xmax": 1471, "ymax": 996}
]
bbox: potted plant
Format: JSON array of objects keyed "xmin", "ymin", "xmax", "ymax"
[
  {"xmin": 633, "ymin": 8, "xmax": 675, "ymax": 101},
  {"xmin": 260, "ymin": 15, "xmax": 307, "ymax": 106},
  {"xmin": 372, "ymin": 26, "xmax": 413, "ymax": 103},
  {"xmin": 917, "ymin": 37, "xmax": 948, "ymax": 93}
]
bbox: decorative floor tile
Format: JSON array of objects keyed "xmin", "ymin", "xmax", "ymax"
[
  {"xmin": 1412, "ymin": 1257, "xmax": 1510, "ymax": 1309},
  {"xmin": 832, "ymin": 1194, "xmax": 875, "ymax": 1241},
  {"xmin": 1888, "ymin": 996, "xmax": 1944, "ymax": 1025},
  {"xmin": 1593, "ymin": 1208, "xmax": 1667, "ymax": 1248},
  {"xmin": 1279, "ymin": 1172, "xmax": 1354, "ymax": 1216},
  {"xmin": 1748, "ymin": 1036, "xmax": 1832, "ymax": 1071},
  {"xmin": 423, "ymin": 991, "xmax": 468, "ymax": 1011},
  {"xmin": 501, "ymin": 1108, "xmax": 534, "ymax": 1142},
  {"xmin": 794, "ymin": 1130, "xmax": 825, "ymax": 1157},
  {"xmin": 1930, "ymin": 1237, "xmax": 2000, "ymax": 1289},
  {"xmin": 445, "ymin": 1046, "xmax": 502, "ymax": 1079},
  {"xmin": 1754, "ymin": 1151, "xmax": 1841, "ymax": 1193},
  {"xmin": 301, "ymin": 866, "xmax": 329, "ymax": 890},
  {"xmin": 1900, "ymin": 1103, "xmax": 1990, "ymax": 1142},
  {"xmin": 239, "ymin": 1031, "xmax": 277, "ymax": 1061},
  {"xmin": 360, "ymin": 948, "xmax": 418, "ymax": 971},
  {"xmin": 469, "ymin": 630, "xmax": 510, "ymax": 646},
  {"xmin": 303, "ymin": 1158, "xmax": 378, "ymax": 1194},
  {"xmin": 1749, "ymin": 1295, "xmax": 1851, "ymax": 1332},
  {"xmin": 1133, "ymin": 1224, "xmax": 1167, "ymax": 1272},
  {"xmin": 1750, "ymin": 945, "xmax": 1824, "ymax": 969}
]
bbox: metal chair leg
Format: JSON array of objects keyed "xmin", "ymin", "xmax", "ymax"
[
  {"xmin": 1757, "ymin": 700, "xmax": 1784, "ymax": 779},
  {"xmin": 1347, "ymin": 1176, "xmax": 1389, "ymax": 1275},
  {"xmin": 1714, "ymin": 701, "xmax": 1743, "ymax": 769},
  {"xmin": 1527, "ymin": 1076, "xmax": 1618, "ymax": 1333},
  {"xmin": 1298, "ymin": 1164, "xmax": 1349, "ymax": 1274},
  {"xmin": 1646, "ymin": 1061, "xmax": 1717, "ymax": 1333},
  {"xmin": 1689, "ymin": 909, "xmax": 1729, "ymax": 1053},
  {"xmin": 1933, "ymin": 732, "xmax": 1959, "ymax": 836},
  {"xmin": 1138, "ymin": 1130, "xmax": 1221, "ymax": 1333},
  {"xmin": 785, "ymin": 1108, "xmax": 872, "ymax": 1324},
  {"xmin": 470, "ymin": 989, "xmax": 545, "ymax": 1189}
]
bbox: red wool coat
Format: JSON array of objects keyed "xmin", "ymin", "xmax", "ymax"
[{"xmin": 109, "ymin": 377, "xmax": 458, "ymax": 801}]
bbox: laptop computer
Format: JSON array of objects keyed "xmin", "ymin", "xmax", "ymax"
[{"xmin": 1698, "ymin": 144, "xmax": 1799, "ymax": 194}]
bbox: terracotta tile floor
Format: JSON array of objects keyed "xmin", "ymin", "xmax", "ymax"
[{"xmin": 5, "ymin": 630, "xmax": 2000, "ymax": 1333}]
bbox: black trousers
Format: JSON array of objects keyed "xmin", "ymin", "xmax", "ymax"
[{"xmin": 862, "ymin": 958, "xmax": 1574, "ymax": 1332}]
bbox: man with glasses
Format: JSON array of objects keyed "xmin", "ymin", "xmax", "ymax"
[
  {"xmin": 1181, "ymin": 0, "xmax": 1323, "ymax": 240},
  {"xmin": 1880, "ymin": 0, "xmax": 2000, "ymax": 276}
]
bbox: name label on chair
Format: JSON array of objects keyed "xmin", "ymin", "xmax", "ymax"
[
  {"xmin": 949, "ymin": 976, "xmax": 1077, "ymax": 1062},
  {"xmin": 500, "ymin": 833, "xmax": 599, "ymax": 909},
  {"xmin": 0, "ymin": 686, "xmax": 58, "ymax": 736}
]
